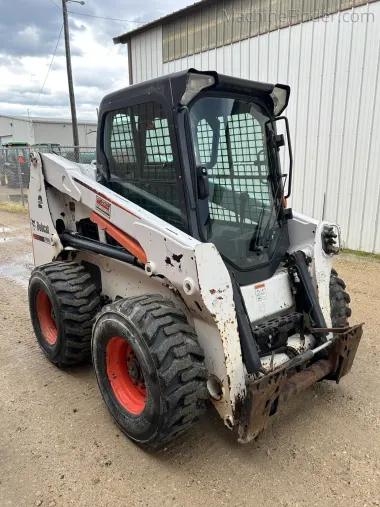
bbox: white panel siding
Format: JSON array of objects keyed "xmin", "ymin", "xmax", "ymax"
[
  {"xmin": 131, "ymin": 3, "xmax": 380, "ymax": 253},
  {"xmin": 131, "ymin": 27, "xmax": 163, "ymax": 84}
]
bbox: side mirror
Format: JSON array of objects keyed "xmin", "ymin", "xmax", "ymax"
[
  {"xmin": 274, "ymin": 134, "xmax": 285, "ymax": 149},
  {"xmin": 196, "ymin": 166, "xmax": 209, "ymax": 200}
]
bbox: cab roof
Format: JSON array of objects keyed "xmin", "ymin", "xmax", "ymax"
[{"xmin": 100, "ymin": 69, "xmax": 290, "ymax": 116}]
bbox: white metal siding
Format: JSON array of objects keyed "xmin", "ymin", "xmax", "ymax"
[
  {"xmin": 131, "ymin": 27, "xmax": 164, "ymax": 84},
  {"xmin": 33, "ymin": 122, "xmax": 96, "ymax": 146},
  {"xmin": 131, "ymin": 3, "xmax": 380, "ymax": 253}
]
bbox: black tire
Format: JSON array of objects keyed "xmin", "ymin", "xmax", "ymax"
[
  {"xmin": 330, "ymin": 268, "xmax": 352, "ymax": 327},
  {"xmin": 92, "ymin": 294, "xmax": 208, "ymax": 450},
  {"xmin": 28, "ymin": 262, "xmax": 101, "ymax": 366}
]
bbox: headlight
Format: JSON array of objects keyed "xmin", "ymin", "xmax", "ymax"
[{"xmin": 322, "ymin": 224, "xmax": 341, "ymax": 255}]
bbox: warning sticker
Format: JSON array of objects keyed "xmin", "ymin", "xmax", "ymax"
[
  {"xmin": 95, "ymin": 195, "xmax": 111, "ymax": 219},
  {"xmin": 254, "ymin": 283, "xmax": 267, "ymax": 302}
]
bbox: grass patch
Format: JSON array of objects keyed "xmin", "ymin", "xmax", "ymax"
[
  {"xmin": 0, "ymin": 201, "xmax": 29, "ymax": 214},
  {"xmin": 342, "ymin": 248, "xmax": 380, "ymax": 262}
]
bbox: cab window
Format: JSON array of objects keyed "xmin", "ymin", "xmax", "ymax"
[{"xmin": 104, "ymin": 101, "xmax": 185, "ymax": 231}]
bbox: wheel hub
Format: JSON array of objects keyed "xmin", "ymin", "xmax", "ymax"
[
  {"xmin": 106, "ymin": 337, "xmax": 147, "ymax": 415},
  {"xmin": 35, "ymin": 290, "xmax": 58, "ymax": 346},
  {"xmin": 127, "ymin": 358, "xmax": 144, "ymax": 385}
]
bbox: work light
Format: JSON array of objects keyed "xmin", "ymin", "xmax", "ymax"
[{"xmin": 181, "ymin": 72, "xmax": 216, "ymax": 105}]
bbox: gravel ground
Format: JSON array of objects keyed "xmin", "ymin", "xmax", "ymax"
[{"xmin": 1, "ymin": 210, "xmax": 380, "ymax": 507}]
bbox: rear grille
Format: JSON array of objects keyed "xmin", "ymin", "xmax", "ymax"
[{"xmin": 252, "ymin": 312, "xmax": 303, "ymax": 356}]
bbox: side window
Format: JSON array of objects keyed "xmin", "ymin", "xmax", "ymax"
[
  {"xmin": 217, "ymin": 113, "xmax": 270, "ymax": 206},
  {"xmin": 146, "ymin": 118, "xmax": 173, "ymax": 164},
  {"xmin": 108, "ymin": 112, "xmax": 137, "ymax": 178},
  {"xmin": 104, "ymin": 101, "xmax": 186, "ymax": 231},
  {"xmin": 190, "ymin": 97, "xmax": 273, "ymax": 228},
  {"xmin": 195, "ymin": 119, "xmax": 213, "ymax": 165}
]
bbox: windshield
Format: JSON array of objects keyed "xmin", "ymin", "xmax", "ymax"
[{"xmin": 189, "ymin": 96, "xmax": 284, "ymax": 270}]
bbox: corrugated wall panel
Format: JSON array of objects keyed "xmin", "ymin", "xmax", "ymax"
[
  {"xmin": 313, "ymin": 19, "xmax": 339, "ymax": 222},
  {"xmin": 240, "ymin": 39, "xmax": 250, "ymax": 79},
  {"xmin": 292, "ymin": 21, "xmax": 313, "ymax": 214},
  {"xmin": 132, "ymin": 3, "xmax": 380, "ymax": 253},
  {"xmin": 323, "ymin": 12, "xmax": 353, "ymax": 226},
  {"xmin": 248, "ymin": 36, "xmax": 260, "ymax": 79},
  {"xmin": 301, "ymin": 19, "xmax": 324, "ymax": 219},
  {"xmin": 258, "ymin": 33, "xmax": 269, "ymax": 82},
  {"xmin": 361, "ymin": 1, "xmax": 380, "ymax": 252},
  {"xmin": 284, "ymin": 22, "xmax": 302, "ymax": 211},
  {"xmin": 349, "ymin": 2, "xmax": 380, "ymax": 251},
  {"xmin": 338, "ymin": 9, "xmax": 368, "ymax": 246}
]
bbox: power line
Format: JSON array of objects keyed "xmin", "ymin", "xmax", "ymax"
[
  {"xmin": 28, "ymin": 24, "xmax": 64, "ymax": 112},
  {"xmin": 47, "ymin": 0, "xmax": 148, "ymax": 24},
  {"xmin": 47, "ymin": 0, "xmax": 61, "ymax": 9},
  {"xmin": 68, "ymin": 10, "xmax": 148, "ymax": 24}
]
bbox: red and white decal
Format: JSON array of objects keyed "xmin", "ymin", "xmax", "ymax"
[
  {"xmin": 95, "ymin": 195, "xmax": 111, "ymax": 219},
  {"xmin": 254, "ymin": 283, "xmax": 267, "ymax": 302}
]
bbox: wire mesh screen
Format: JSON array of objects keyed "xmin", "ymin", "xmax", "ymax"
[
  {"xmin": 196, "ymin": 112, "xmax": 272, "ymax": 225},
  {"xmin": 110, "ymin": 114, "xmax": 136, "ymax": 172},
  {"xmin": 190, "ymin": 96, "xmax": 284, "ymax": 268},
  {"xmin": 58, "ymin": 146, "xmax": 96, "ymax": 164},
  {"xmin": 106, "ymin": 101, "xmax": 183, "ymax": 230},
  {"xmin": 196, "ymin": 120, "xmax": 214, "ymax": 164}
]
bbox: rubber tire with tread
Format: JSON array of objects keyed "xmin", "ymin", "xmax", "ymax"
[
  {"xmin": 330, "ymin": 268, "xmax": 352, "ymax": 327},
  {"xmin": 29, "ymin": 262, "xmax": 101, "ymax": 366},
  {"xmin": 92, "ymin": 294, "xmax": 209, "ymax": 450}
]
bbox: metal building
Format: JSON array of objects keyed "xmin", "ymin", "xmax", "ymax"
[
  {"xmin": 114, "ymin": 0, "xmax": 380, "ymax": 253},
  {"xmin": 0, "ymin": 115, "xmax": 97, "ymax": 147}
]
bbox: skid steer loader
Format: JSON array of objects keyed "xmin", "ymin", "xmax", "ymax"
[{"xmin": 28, "ymin": 69, "xmax": 363, "ymax": 449}]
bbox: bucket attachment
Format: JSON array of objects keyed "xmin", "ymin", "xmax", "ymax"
[{"xmin": 238, "ymin": 324, "xmax": 363, "ymax": 444}]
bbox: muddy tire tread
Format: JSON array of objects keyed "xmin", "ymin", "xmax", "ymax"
[
  {"xmin": 31, "ymin": 261, "xmax": 101, "ymax": 365},
  {"xmin": 97, "ymin": 294, "xmax": 208, "ymax": 449},
  {"xmin": 330, "ymin": 269, "xmax": 352, "ymax": 327}
]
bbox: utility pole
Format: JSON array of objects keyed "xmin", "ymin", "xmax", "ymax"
[{"xmin": 62, "ymin": 0, "xmax": 84, "ymax": 160}]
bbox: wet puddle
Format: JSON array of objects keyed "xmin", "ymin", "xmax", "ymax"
[
  {"xmin": 0, "ymin": 225, "xmax": 19, "ymax": 243},
  {"xmin": 1, "ymin": 237, "xmax": 17, "ymax": 243},
  {"xmin": 0, "ymin": 253, "xmax": 34, "ymax": 287}
]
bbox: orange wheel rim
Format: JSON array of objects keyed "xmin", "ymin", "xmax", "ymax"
[
  {"xmin": 106, "ymin": 337, "xmax": 147, "ymax": 415},
  {"xmin": 36, "ymin": 290, "xmax": 58, "ymax": 345}
]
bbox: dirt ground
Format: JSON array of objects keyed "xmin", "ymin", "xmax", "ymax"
[{"xmin": 1, "ymin": 210, "xmax": 379, "ymax": 507}]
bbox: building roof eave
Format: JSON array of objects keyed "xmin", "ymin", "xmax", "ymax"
[{"xmin": 113, "ymin": 0, "xmax": 217, "ymax": 44}]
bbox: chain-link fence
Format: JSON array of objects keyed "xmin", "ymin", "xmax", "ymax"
[
  {"xmin": 0, "ymin": 147, "xmax": 29, "ymax": 209},
  {"xmin": 36, "ymin": 145, "xmax": 96, "ymax": 165},
  {"xmin": 0, "ymin": 146, "xmax": 96, "ymax": 210}
]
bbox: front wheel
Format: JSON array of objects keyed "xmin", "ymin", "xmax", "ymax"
[{"xmin": 92, "ymin": 294, "xmax": 208, "ymax": 450}]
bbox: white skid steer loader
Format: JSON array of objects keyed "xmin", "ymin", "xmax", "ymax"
[{"xmin": 28, "ymin": 70, "xmax": 363, "ymax": 449}]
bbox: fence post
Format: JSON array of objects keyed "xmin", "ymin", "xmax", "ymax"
[{"xmin": 16, "ymin": 153, "xmax": 26, "ymax": 208}]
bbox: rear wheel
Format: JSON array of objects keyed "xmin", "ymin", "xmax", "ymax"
[
  {"xmin": 330, "ymin": 268, "xmax": 352, "ymax": 327},
  {"xmin": 29, "ymin": 262, "xmax": 101, "ymax": 366},
  {"xmin": 92, "ymin": 294, "xmax": 208, "ymax": 450}
]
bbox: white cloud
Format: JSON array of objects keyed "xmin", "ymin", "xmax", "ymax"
[
  {"xmin": 18, "ymin": 25, "xmax": 40, "ymax": 45},
  {"xmin": 0, "ymin": 0, "xmax": 193, "ymax": 120}
]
